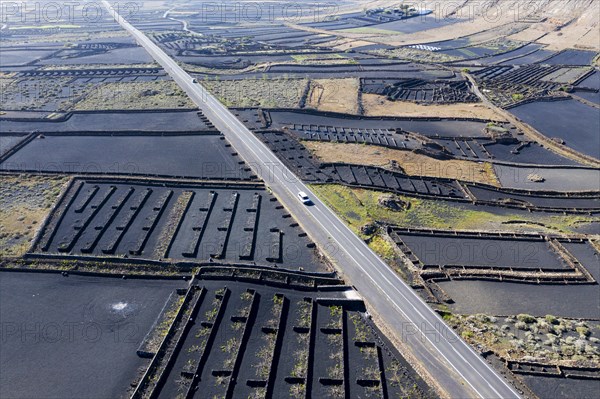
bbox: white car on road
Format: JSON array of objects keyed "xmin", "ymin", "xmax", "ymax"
[{"xmin": 297, "ymin": 191, "xmax": 311, "ymax": 205}]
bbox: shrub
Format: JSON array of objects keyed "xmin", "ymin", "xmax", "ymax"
[
  {"xmin": 574, "ymin": 339, "xmax": 587, "ymax": 353},
  {"xmin": 517, "ymin": 314, "xmax": 536, "ymax": 324},
  {"xmin": 461, "ymin": 330, "xmax": 474, "ymax": 339},
  {"xmin": 515, "ymin": 321, "xmax": 529, "ymax": 331},
  {"xmin": 554, "ymin": 324, "xmax": 567, "ymax": 334},
  {"xmin": 512, "ymin": 339, "xmax": 525, "ymax": 349},
  {"xmin": 546, "ymin": 333, "xmax": 558, "ymax": 343},
  {"xmin": 576, "ymin": 326, "xmax": 590, "ymax": 337}
]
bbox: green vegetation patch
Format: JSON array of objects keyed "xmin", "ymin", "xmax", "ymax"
[{"xmin": 309, "ymin": 184, "xmax": 599, "ymax": 234}]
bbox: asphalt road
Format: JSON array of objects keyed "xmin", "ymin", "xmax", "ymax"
[{"xmin": 103, "ymin": 2, "xmax": 522, "ymax": 398}]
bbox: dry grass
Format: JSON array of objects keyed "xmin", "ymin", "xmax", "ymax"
[
  {"xmin": 0, "ymin": 175, "xmax": 69, "ymax": 256},
  {"xmin": 203, "ymin": 77, "xmax": 308, "ymax": 108},
  {"xmin": 306, "ymin": 78, "xmax": 359, "ymax": 114},
  {"xmin": 304, "ymin": 141, "xmax": 500, "ymax": 186},
  {"xmin": 372, "ymin": 47, "xmax": 463, "ymax": 63},
  {"xmin": 75, "ymin": 80, "xmax": 195, "ymax": 110},
  {"xmin": 1, "ymin": 76, "xmax": 83, "ymax": 111},
  {"xmin": 446, "ymin": 314, "xmax": 600, "ymax": 368},
  {"xmin": 362, "ymin": 93, "xmax": 506, "ymax": 120}
]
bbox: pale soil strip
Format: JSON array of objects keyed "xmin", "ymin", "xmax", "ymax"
[{"xmin": 304, "ymin": 141, "xmax": 500, "ymax": 187}]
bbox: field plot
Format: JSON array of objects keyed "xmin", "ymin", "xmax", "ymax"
[
  {"xmin": 285, "ymin": 118, "xmax": 575, "ymax": 168},
  {"xmin": 389, "ymin": 227, "xmax": 597, "ymax": 282},
  {"xmin": 16, "ymin": 66, "xmax": 166, "ymax": 81},
  {"xmin": 260, "ymin": 62, "xmax": 453, "ymax": 79},
  {"xmin": 502, "ymin": 49, "xmax": 557, "ymax": 65},
  {"xmin": 426, "ymin": 234, "xmax": 600, "ymax": 318},
  {"xmin": 1, "ymin": 73, "xmax": 191, "ymax": 112},
  {"xmin": 362, "ymin": 94, "xmax": 504, "ymax": 119},
  {"xmin": 465, "ymin": 184, "xmax": 599, "ymax": 211},
  {"xmin": 0, "ymin": 48, "xmax": 61, "ymax": 67},
  {"xmin": 74, "ymin": 80, "xmax": 195, "ymax": 110},
  {"xmin": 0, "ymin": 135, "xmax": 27, "ymax": 157},
  {"xmin": 266, "ymin": 109, "xmax": 499, "ymax": 137},
  {"xmin": 573, "ymin": 90, "xmax": 600, "ymax": 105},
  {"xmin": 573, "ymin": 70, "xmax": 600, "ymax": 104},
  {"xmin": 149, "ymin": 26, "xmax": 334, "ymax": 62},
  {"xmin": 482, "ymin": 140, "xmax": 577, "ymax": 165},
  {"xmin": 304, "ymin": 141, "xmax": 499, "ymax": 186},
  {"xmin": 508, "ymin": 99, "xmax": 600, "ymax": 159},
  {"xmin": 437, "ymin": 272, "xmax": 600, "ymax": 320},
  {"xmin": 519, "ymin": 373, "xmax": 600, "ymax": 399},
  {"xmin": 475, "ymin": 43, "xmax": 545, "ymax": 65},
  {"xmin": 321, "ymin": 164, "xmax": 466, "ymax": 201},
  {"xmin": 0, "ymin": 134, "xmax": 252, "ymax": 179},
  {"xmin": 0, "ymin": 271, "xmax": 186, "ymax": 399},
  {"xmin": 284, "ymin": 122, "xmax": 419, "ymax": 151},
  {"xmin": 372, "ymin": 47, "xmax": 463, "ymax": 64},
  {"xmin": 436, "ymin": 40, "xmax": 524, "ymax": 61},
  {"xmin": 472, "ymin": 65, "xmax": 591, "ymax": 107},
  {"xmin": 541, "ymin": 67, "xmax": 591, "ymax": 84},
  {"xmin": 0, "ymin": 110, "xmax": 215, "ymax": 133},
  {"xmin": 542, "ymin": 49, "xmax": 598, "ymax": 66},
  {"xmin": 1, "ymin": 76, "xmax": 87, "ymax": 111},
  {"xmin": 436, "ymin": 137, "xmax": 579, "ymax": 166},
  {"xmin": 305, "ymin": 78, "xmax": 360, "ymax": 114},
  {"xmin": 311, "ymin": 184, "xmax": 600, "ymax": 238},
  {"xmin": 265, "ymin": 63, "xmax": 395, "ymax": 74},
  {"xmin": 32, "ymin": 178, "xmax": 323, "ymax": 271},
  {"xmin": 131, "ymin": 269, "xmax": 433, "ymax": 399},
  {"xmin": 362, "ymin": 78, "xmax": 479, "ymax": 104},
  {"xmin": 0, "ymin": 174, "xmax": 68, "ymax": 256},
  {"xmin": 208, "ymin": 62, "xmax": 455, "ymax": 81},
  {"xmin": 362, "ymin": 15, "xmax": 460, "ymax": 34},
  {"xmin": 300, "ymin": 6, "xmax": 460, "ymax": 34},
  {"xmin": 576, "ymin": 70, "xmax": 600, "ymax": 90},
  {"xmin": 38, "ymin": 45, "xmax": 153, "ymax": 65},
  {"xmin": 387, "ymin": 228, "xmax": 600, "ymax": 317},
  {"xmin": 1, "ymin": 16, "xmax": 151, "ymax": 67},
  {"xmin": 493, "ymin": 165, "xmax": 600, "ymax": 192},
  {"xmin": 474, "ymin": 69, "xmax": 550, "ymax": 105},
  {"xmin": 443, "ymin": 312, "xmax": 600, "ymax": 399},
  {"xmin": 202, "ymin": 77, "xmax": 308, "ymax": 108},
  {"xmin": 177, "ymin": 52, "xmax": 348, "ymax": 69}
]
